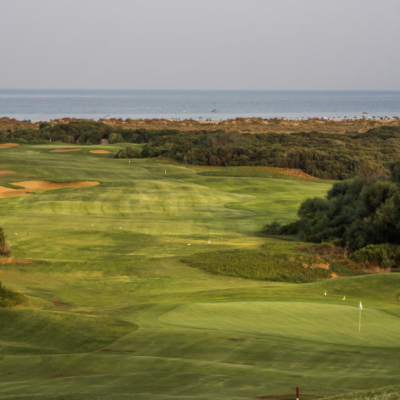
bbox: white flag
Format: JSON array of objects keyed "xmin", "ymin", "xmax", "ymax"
[{"xmin": 360, "ymin": 301, "xmax": 363, "ymax": 310}]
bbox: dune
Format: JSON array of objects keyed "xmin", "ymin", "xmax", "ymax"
[{"xmin": 0, "ymin": 180, "xmax": 99, "ymax": 198}]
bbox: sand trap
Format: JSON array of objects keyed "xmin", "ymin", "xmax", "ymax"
[
  {"xmin": 49, "ymin": 148, "xmax": 81, "ymax": 153},
  {"xmin": 90, "ymin": 150, "xmax": 111, "ymax": 154},
  {"xmin": 0, "ymin": 180, "xmax": 99, "ymax": 198},
  {"xmin": 0, "ymin": 143, "xmax": 20, "ymax": 149}
]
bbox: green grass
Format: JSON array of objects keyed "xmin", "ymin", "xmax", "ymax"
[{"xmin": 0, "ymin": 144, "xmax": 399, "ymax": 399}]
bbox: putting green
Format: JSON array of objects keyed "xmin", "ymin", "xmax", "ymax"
[{"xmin": 160, "ymin": 301, "xmax": 400, "ymax": 347}]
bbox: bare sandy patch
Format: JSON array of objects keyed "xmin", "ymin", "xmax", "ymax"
[
  {"xmin": 0, "ymin": 143, "xmax": 20, "ymax": 149},
  {"xmin": 0, "ymin": 258, "xmax": 30, "ymax": 265},
  {"xmin": 90, "ymin": 150, "xmax": 111, "ymax": 154},
  {"xmin": 49, "ymin": 148, "xmax": 81, "ymax": 153},
  {"xmin": 0, "ymin": 170, "xmax": 16, "ymax": 176},
  {"xmin": 0, "ymin": 180, "xmax": 99, "ymax": 198},
  {"xmin": 51, "ymin": 296, "xmax": 69, "ymax": 307}
]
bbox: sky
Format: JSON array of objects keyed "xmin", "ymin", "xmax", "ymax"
[{"xmin": 1, "ymin": 0, "xmax": 399, "ymax": 90}]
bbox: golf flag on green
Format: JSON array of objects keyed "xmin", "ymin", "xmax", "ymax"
[{"xmin": 359, "ymin": 301, "xmax": 362, "ymax": 332}]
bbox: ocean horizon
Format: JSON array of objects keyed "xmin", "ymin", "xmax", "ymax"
[{"xmin": 1, "ymin": 89, "xmax": 400, "ymax": 122}]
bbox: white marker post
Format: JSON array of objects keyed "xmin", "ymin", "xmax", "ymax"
[{"xmin": 359, "ymin": 301, "xmax": 363, "ymax": 332}]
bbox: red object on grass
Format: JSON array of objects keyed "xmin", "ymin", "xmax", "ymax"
[{"xmin": 296, "ymin": 386, "xmax": 299, "ymax": 399}]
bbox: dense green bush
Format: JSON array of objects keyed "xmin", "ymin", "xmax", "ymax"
[
  {"xmin": 349, "ymin": 244, "xmax": 400, "ymax": 268},
  {"xmin": 108, "ymin": 133, "xmax": 125, "ymax": 144},
  {"xmin": 0, "ymin": 280, "xmax": 24, "ymax": 307},
  {"xmin": 0, "ymin": 227, "xmax": 11, "ymax": 258},
  {"xmin": 115, "ymin": 147, "xmax": 142, "ymax": 159},
  {"xmin": 280, "ymin": 173, "xmax": 400, "ymax": 250},
  {"xmin": 262, "ymin": 220, "xmax": 301, "ymax": 236}
]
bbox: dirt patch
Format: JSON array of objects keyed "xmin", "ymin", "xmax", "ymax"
[
  {"xmin": 0, "ymin": 258, "xmax": 30, "ymax": 264},
  {"xmin": 51, "ymin": 296, "xmax": 69, "ymax": 307},
  {"xmin": 49, "ymin": 148, "xmax": 81, "ymax": 152},
  {"xmin": 0, "ymin": 180, "xmax": 100, "ymax": 198},
  {"xmin": 0, "ymin": 170, "xmax": 16, "ymax": 176},
  {"xmin": 303, "ymin": 262, "xmax": 330, "ymax": 270},
  {"xmin": 313, "ymin": 263, "xmax": 330, "ymax": 270},
  {"xmin": 0, "ymin": 143, "xmax": 20, "ymax": 149},
  {"xmin": 90, "ymin": 150, "xmax": 111, "ymax": 154}
]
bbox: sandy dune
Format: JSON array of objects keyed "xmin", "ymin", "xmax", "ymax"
[
  {"xmin": 50, "ymin": 148, "xmax": 81, "ymax": 152},
  {"xmin": 90, "ymin": 150, "xmax": 111, "ymax": 154},
  {"xmin": 0, "ymin": 181, "xmax": 99, "ymax": 198},
  {"xmin": 0, "ymin": 143, "xmax": 20, "ymax": 149}
]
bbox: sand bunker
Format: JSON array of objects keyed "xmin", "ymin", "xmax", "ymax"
[
  {"xmin": 0, "ymin": 143, "xmax": 20, "ymax": 149},
  {"xmin": 0, "ymin": 180, "xmax": 99, "ymax": 198},
  {"xmin": 49, "ymin": 148, "xmax": 81, "ymax": 153},
  {"xmin": 90, "ymin": 150, "xmax": 111, "ymax": 154}
]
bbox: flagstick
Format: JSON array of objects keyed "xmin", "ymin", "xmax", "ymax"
[{"xmin": 359, "ymin": 307, "xmax": 361, "ymax": 332}]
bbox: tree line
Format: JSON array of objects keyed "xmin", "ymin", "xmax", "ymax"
[{"xmin": 2, "ymin": 121, "xmax": 400, "ymax": 180}]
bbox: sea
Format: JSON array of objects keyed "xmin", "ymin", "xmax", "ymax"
[{"xmin": 1, "ymin": 90, "xmax": 400, "ymax": 122}]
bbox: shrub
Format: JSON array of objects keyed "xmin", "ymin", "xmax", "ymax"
[
  {"xmin": 329, "ymin": 263, "xmax": 366, "ymax": 276},
  {"xmin": 263, "ymin": 220, "xmax": 302, "ymax": 236},
  {"xmin": 0, "ymin": 227, "xmax": 11, "ymax": 258},
  {"xmin": 349, "ymin": 244, "xmax": 400, "ymax": 267},
  {"xmin": 39, "ymin": 122, "xmax": 52, "ymax": 131},
  {"xmin": 0, "ymin": 280, "xmax": 24, "ymax": 307},
  {"xmin": 115, "ymin": 147, "xmax": 142, "ymax": 159},
  {"xmin": 262, "ymin": 221, "xmax": 282, "ymax": 235},
  {"xmin": 108, "ymin": 133, "xmax": 125, "ymax": 144}
]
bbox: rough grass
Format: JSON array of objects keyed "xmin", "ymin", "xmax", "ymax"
[
  {"xmin": 182, "ymin": 248, "xmax": 331, "ymax": 282},
  {"xmin": 198, "ymin": 165, "xmax": 328, "ymax": 181},
  {"xmin": 320, "ymin": 385, "xmax": 400, "ymax": 400}
]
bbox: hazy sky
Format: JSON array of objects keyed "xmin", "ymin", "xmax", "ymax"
[{"xmin": 1, "ymin": 0, "xmax": 399, "ymax": 90}]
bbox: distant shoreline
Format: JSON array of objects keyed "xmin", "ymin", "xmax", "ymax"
[{"xmin": 1, "ymin": 116, "xmax": 399, "ymax": 135}]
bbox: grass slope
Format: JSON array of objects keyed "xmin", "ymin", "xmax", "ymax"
[{"xmin": 0, "ymin": 144, "xmax": 399, "ymax": 399}]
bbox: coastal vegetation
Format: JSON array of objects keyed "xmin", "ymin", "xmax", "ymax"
[{"xmin": 3, "ymin": 120, "xmax": 400, "ymax": 179}]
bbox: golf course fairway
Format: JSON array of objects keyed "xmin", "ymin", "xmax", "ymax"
[{"xmin": 0, "ymin": 143, "xmax": 399, "ymax": 400}]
